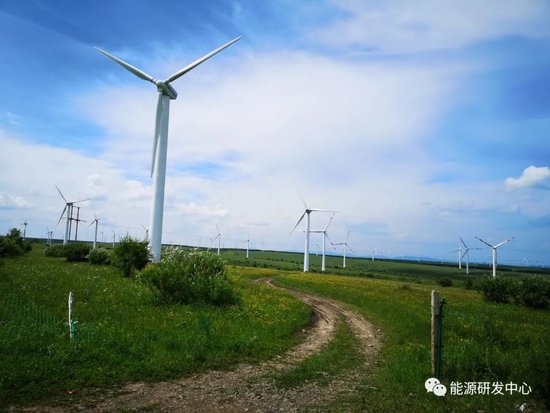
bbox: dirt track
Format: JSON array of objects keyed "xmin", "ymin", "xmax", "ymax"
[{"xmin": 17, "ymin": 278, "xmax": 382, "ymax": 412}]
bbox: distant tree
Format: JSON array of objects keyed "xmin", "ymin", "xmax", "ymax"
[{"xmin": 0, "ymin": 228, "xmax": 31, "ymax": 258}]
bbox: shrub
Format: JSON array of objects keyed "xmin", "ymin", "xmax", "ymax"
[
  {"xmin": 139, "ymin": 248, "xmax": 238, "ymax": 306},
  {"xmin": 44, "ymin": 244, "xmax": 67, "ymax": 258},
  {"xmin": 0, "ymin": 228, "xmax": 31, "ymax": 258},
  {"xmin": 479, "ymin": 276, "xmax": 518, "ymax": 303},
  {"xmin": 64, "ymin": 243, "xmax": 91, "ymax": 262},
  {"xmin": 464, "ymin": 278, "xmax": 475, "ymax": 290},
  {"xmin": 438, "ymin": 277, "xmax": 453, "ymax": 287},
  {"xmin": 517, "ymin": 276, "xmax": 550, "ymax": 310},
  {"xmin": 88, "ymin": 247, "xmax": 111, "ymax": 265},
  {"xmin": 112, "ymin": 235, "xmax": 150, "ymax": 277}
]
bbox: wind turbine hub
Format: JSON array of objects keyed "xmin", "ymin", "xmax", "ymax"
[{"xmin": 155, "ymin": 80, "xmax": 178, "ymax": 99}]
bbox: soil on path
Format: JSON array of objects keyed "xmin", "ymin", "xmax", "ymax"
[{"xmin": 16, "ymin": 278, "xmax": 382, "ymax": 412}]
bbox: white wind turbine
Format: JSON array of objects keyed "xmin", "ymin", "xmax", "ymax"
[
  {"xmin": 459, "ymin": 237, "xmax": 481, "ymax": 275},
  {"xmin": 309, "ymin": 212, "xmax": 336, "ymax": 272},
  {"xmin": 88, "ymin": 216, "xmax": 100, "ymax": 249},
  {"xmin": 475, "ymin": 236, "xmax": 515, "ymax": 278},
  {"xmin": 56, "ymin": 186, "xmax": 89, "ymax": 245},
  {"xmin": 290, "ymin": 204, "xmax": 335, "ymax": 272},
  {"xmin": 243, "ymin": 236, "xmax": 250, "ymax": 259},
  {"xmin": 96, "ymin": 36, "xmax": 242, "ymax": 262},
  {"xmin": 21, "ymin": 220, "xmax": 28, "ymax": 240},
  {"xmin": 212, "ymin": 225, "xmax": 221, "ymax": 255},
  {"xmin": 333, "ymin": 231, "xmax": 353, "ymax": 268}
]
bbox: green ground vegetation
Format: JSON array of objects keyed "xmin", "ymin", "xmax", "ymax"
[
  {"xmin": 273, "ymin": 272, "xmax": 550, "ymax": 412},
  {"xmin": 0, "ymin": 246, "xmax": 311, "ymax": 406}
]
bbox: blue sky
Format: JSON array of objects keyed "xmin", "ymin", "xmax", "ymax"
[{"xmin": 1, "ymin": 0, "xmax": 549, "ymax": 267}]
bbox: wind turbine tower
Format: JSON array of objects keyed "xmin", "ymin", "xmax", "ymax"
[
  {"xmin": 333, "ymin": 231, "xmax": 353, "ymax": 268},
  {"xmin": 459, "ymin": 237, "xmax": 481, "ymax": 275},
  {"xmin": 290, "ymin": 204, "xmax": 335, "ymax": 272},
  {"xmin": 212, "ymin": 225, "xmax": 221, "ymax": 255},
  {"xmin": 96, "ymin": 36, "xmax": 242, "ymax": 262},
  {"xmin": 475, "ymin": 236, "xmax": 515, "ymax": 278},
  {"xmin": 243, "ymin": 236, "xmax": 250, "ymax": 259},
  {"xmin": 56, "ymin": 186, "xmax": 89, "ymax": 244},
  {"xmin": 88, "ymin": 216, "xmax": 100, "ymax": 249},
  {"xmin": 21, "ymin": 220, "xmax": 28, "ymax": 240},
  {"xmin": 309, "ymin": 212, "xmax": 336, "ymax": 272}
]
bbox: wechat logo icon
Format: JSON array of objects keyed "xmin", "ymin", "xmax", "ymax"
[{"xmin": 425, "ymin": 377, "xmax": 447, "ymax": 397}]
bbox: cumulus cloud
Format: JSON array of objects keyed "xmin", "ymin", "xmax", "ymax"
[
  {"xmin": 315, "ymin": 0, "xmax": 550, "ymax": 53},
  {"xmin": 505, "ymin": 165, "xmax": 550, "ymax": 189}
]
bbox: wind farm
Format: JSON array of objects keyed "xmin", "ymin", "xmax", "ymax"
[{"xmin": 1, "ymin": 2, "xmax": 550, "ymax": 412}]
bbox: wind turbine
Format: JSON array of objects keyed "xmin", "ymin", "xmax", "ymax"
[
  {"xmin": 88, "ymin": 216, "xmax": 100, "ymax": 249},
  {"xmin": 290, "ymin": 203, "xmax": 335, "ymax": 272},
  {"xmin": 451, "ymin": 242, "xmax": 464, "ymax": 269},
  {"xmin": 73, "ymin": 206, "xmax": 86, "ymax": 242},
  {"xmin": 212, "ymin": 225, "xmax": 221, "ymax": 255},
  {"xmin": 333, "ymin": 231, "xmax": 353, "ymax": 268},
  {"xmin": 21, "ymin": 220, "xmax": 28, "ymax": 240},
  {"xmin": 56, "ymin": 186, "xmax": 89, "ymax": 245},
  {"xmin": 309, "ymin": 212, "xmax": 336, "ymax": 272},
  {"xmin": 141, "ymin": 224, "xmax": 150, "ymax": 242},
  {"xmin": 96, "ymin": 36, "xmax": 242, "ymax": 262},
  {"xmin": 459, "ymin": 237, "xmax": 481, "ymax": 275},
  {"xmin": 243, "ymin": 236, "xmax": 250, "ymax": 259},
  {"xmin": 475, "ymin": 236, "xmax": 515, "ymax": 278}
]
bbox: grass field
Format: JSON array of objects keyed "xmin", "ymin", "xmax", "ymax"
[
  {"xmin": 0, "ymin": 246, "xmax": 311, "ymax": 405},
  {"xmin": 1, "ymin": 243, "xmax": 549, "ymax": 411}
]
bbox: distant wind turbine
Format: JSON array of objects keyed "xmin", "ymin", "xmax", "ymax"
[
  {"xmin": 333, "ymin": 231, "xmax": 353, "ymax": 268},
  {"xmin": 475, "ymin": 236, "xmax": 515, "ymax": 278},
  {"xmin": 310, "ymin": 212, "xmax": 336, "ymax": 272},
  {"xmin": 212, "ymin": 225, "xmax": 221, "ymax": 255},
  {"xmin": 459, "ymin": 237, "xmax": 481, "ymax": 275},
  {"xmin": 56, "ymin": 186, "xmax": 89, "ymax": 245},
  {"xmin": 88, "ymin": 216, "xmax": 100, "ymax": 249},
  {"xmin": 243, "ymin": 236, "xmax": 250, "ymax": 259},
  {"xmin": 290, "ymin": 202, "xmax": 335, "ymax": 272},
  {"xmin": 96, "ymin": 36, "xmax": 242, "ymax": 262},
  {"xmin": 21, "ymin": 220, "xmax": 28, "ymax": 240}
]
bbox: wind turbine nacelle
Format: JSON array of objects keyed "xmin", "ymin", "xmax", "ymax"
[{"xmin": 155, "ymin": 81, "xmax": 178, "ymax": 99}]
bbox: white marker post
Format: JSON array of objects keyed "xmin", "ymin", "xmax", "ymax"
[{"xmin": 68, "ymin": 292, "xmax": 75, "ymax": 340}]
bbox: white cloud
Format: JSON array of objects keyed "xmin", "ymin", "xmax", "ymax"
[
  {"xmin": 0, "ymin": 192, "xmax": 33, "ymax": 209},
  {"xmin": 505, "ymin": 165, "xmax": 550, "ymax": 190},
  {"xmin": 316, "ymin": 0, "xmax": 550, "ymax": 53}
]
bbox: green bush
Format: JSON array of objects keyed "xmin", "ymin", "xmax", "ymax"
[
  {"xmin": 64, "ymin": 243, "xmax": 91, "ymax": 262},
  {"xmin": 479, "ymin": 276, "xmax": 518, "ymax": 303},
  {"xmin": 437, "ymin": 277, "xmax": 453, "ymax": 287},
  {"xmin": 517, "ymin": 276, "xmax": 550, "ymax": 310},
  {"xmin": 88, "ymin": 247, "xmax": 111, "ymax": 265},
  {"xmin": 44, "ymin": 244, "xmax": 66, "ymax": 257},
  {"xmin": 139, "ymin": 248, "xmax": 238, "ymax": 306},
  {"xmin": 112, "ymin": 235, "xmax": 150, "ymax": 277},
  {"xmin": 0, "ymin": 228, "xmax": 32, "ymax": 258},
  {"xmin": 463, "ymin": 278, "xmax": 475, "ymax": 290}
]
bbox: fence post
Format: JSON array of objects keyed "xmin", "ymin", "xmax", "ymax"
[{"xmin": 431, "ymin": 290, "xmax": 446, "ymax": 377}]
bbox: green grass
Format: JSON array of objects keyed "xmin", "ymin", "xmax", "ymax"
[
  {"xmin": 0, "ymin": 247, "xmax": 312, "ymax": 406},
  {"xmin": 274, "ymin": 272, "xmax": 550, "ymax": 412}
]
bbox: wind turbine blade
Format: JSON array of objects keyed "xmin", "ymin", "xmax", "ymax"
[
  {"xmin": 165, "ymin": 35, "xmax": 242, "ymax": 84},
  {"xmin": 57, "ymin": 205, "xmax": 67, "ymax": 226},
  {"xmin": 151, "ymin": 93, "xmax": 163, "ymax": 177},
  {"xmin": 345, "ymin": 230, "xmax": 350, "ymax": 243},
  {"xmin": 475, "ymin": 236, "xmax": 493, "ymax": 248},
  {"xmin": 323, "ymin": 212, "xmax": 336, "ymax": 231},
  {"xmin": 73, "ymin": 198, "xmax": 90, "ymax": 204},
  {"xmin": 459, "ymin": 237, "xmax": 468, "ymax": 249},
  {"xmin": 95, "ymin": 47, "xmax": 156, "ymax": 83},
  {"xmin": 495, "ymin": 237, "xmax": 515, "ymax": 249},
  {"xmin": 216, "ymin": 224, "xmax": 220, "ymax": 235},
  {"xmin": 55, "ymin": 185, "xmax": 67, "ymax": 202},
  {"xmin": 309, "ymin": 208, "xmax": 336, "ymax": 213},
  {"xmin": 289, "ymin": 211, "xmax": 307, "ymax": 235},
  {"xmin": 347, "ymin": 244, "xmax": 354, "ymax": 253}
]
